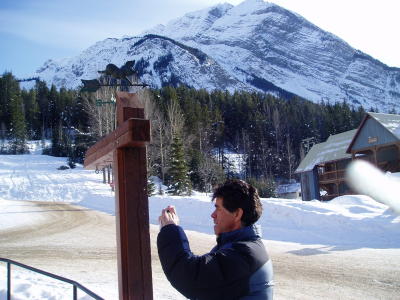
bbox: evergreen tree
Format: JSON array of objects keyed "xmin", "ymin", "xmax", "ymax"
[
  {"xmin": 22, "ymin": 89, "xmax": 40, "ymax": 139},
  {"xmin": 50, "ymin": 119, "xmax": 70, "ymax": 157},
  {"xmin": 48, "ymin": 84, "xmax": 59, "ymax": 131},
  {"xmin": 147, "ymin": 179, "xmax": 156, "ymax": 196},
  {"xmin": 167, "ymin": 135, "xmax": 192, "ymax": 195},
  {"xmin": 247, "ymin": 177, "xmax": 276, "ymax": 198},
  {"xmin": 0, "ymin": 122, "xmax": 6, "ymax": 153},
  {"xmin": 35, "ymin": 80, "xmax": 51, "ymax": 138},
  {"xmin": 0, "ymin": 72, "xmax": 20, "ymax": 136},
  {"xmin": 68, "ymin": 133, "xmax": 96, "ymax": 163},
  {"xmin": 9, "ymin": 91, "xmax": 28, "ymax": 154}
]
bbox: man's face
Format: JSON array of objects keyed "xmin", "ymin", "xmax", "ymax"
[{"xmin": 211, "ymin": 197, "xmax": 241, "ymax": 236}]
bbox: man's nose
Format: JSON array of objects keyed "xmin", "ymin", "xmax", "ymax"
[{"xmin": 211, "ymin": 211, "xmax": 216, "ymax": 218}]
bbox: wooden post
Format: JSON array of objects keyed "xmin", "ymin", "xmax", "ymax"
[
  {"xmin": 84, "ymin": 91, "xmax": 153, "ymax": 300},
  {"xmin": 373, "ymin": 146, "xmax": 378, "ymax": 167},
  {"xmin": 114, "ymin": 92, "xmax": 152, "ymax": 300}
]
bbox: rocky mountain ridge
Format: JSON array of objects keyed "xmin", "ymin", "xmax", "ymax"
[{"xmin": 35, "ymin": 0, "xmax": 400, "ymax": 111}]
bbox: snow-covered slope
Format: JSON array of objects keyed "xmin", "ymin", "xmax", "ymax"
[{"xmin": 34, "ymin": 0, "xmax": 400, "ymax": 111}]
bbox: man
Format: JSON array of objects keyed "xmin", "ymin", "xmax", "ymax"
[{"xmin": 157, "ymin": 179, "xmax": 274, "ymax": 300}]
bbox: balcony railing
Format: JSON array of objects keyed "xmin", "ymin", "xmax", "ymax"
[{"xmin": 318, "ymin": 170, "xmax": 346, "ymax": 182}]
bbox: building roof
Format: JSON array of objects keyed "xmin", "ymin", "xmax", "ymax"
[
  {"xmin": 295, "ymin": 112, "xmax": 400, "ymax": 174},
  {"xmin": 295, "ymin": 129, "xmax": 357, "ymax": 173},
  {"xmin": 369, "ymin": 112, "xmax": 400, "ymax": 139},
  {"xmin": 346, "ymin": 112, "xmax": 400, "ymax": 153}
]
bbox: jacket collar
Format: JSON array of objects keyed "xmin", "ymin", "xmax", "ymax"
[{"xmin": 216, "ymin": 224, "xmax": 262, "ymax": 246}]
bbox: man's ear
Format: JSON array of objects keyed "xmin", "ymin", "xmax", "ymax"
[{"xmin": 234, "ymin": 208, "xmax": 243, "ymax": 223}]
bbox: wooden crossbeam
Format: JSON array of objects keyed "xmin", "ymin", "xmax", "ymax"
[{"xmin": 84, "ymin": 118, "xmax": 150, "ymax": 170}]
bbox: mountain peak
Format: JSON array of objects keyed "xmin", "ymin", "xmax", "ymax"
[
  {"xmin": 143, "ymin": 3, "xmax": 233, "ymax": 40},
  {"xmin": 233, "ymin": 0, "xmax": 271, "ymax": 11},
  {"xmin": 232, "ymin": 0, "xmax": 282, "ymax": 15},
  {"xmin": 240, "ymin": 0, "xmax": 266, "ymax": 4}
]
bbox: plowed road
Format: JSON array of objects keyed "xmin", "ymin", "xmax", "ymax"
[{"xmin": 1, "ymin": 200, "xmax": 399, "ymax": 299}]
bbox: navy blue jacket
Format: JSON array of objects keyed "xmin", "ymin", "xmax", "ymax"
[{"xmin": 157, "ymin": 224, "xmax": 274, "ymax": 300}]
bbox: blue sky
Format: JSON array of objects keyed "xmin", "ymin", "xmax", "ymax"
[
  {"xmin": 1, "ymin": 0, "xmax": 399, "ymax": 78},
  {"xmin": 0, "ymin": 0, "xmax": 217, "ymax": 77}
]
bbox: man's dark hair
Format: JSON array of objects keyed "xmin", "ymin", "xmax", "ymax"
[{"xmin": 212, "ymin": 179, "xmax": 262, "ymax": 226}]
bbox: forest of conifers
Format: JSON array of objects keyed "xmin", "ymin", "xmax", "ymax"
[{"xmin": 0, "ymin": 72, "xmax": 375, "ymax": 195}]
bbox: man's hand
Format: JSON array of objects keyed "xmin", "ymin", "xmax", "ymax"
[{"xmin": 159, "ymin": 205, "xmax": 180, "ymax": 229}]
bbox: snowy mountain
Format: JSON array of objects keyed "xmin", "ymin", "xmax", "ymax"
[
  {"xmin": 36, "ymin": 35, "xmax": 249, "ymax": 92},
  {"xmin": 35, "ymin": 0, "xmax": 400, "ymax": 111}
]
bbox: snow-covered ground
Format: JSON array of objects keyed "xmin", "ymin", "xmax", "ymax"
[{"xmin": 0, "ymin": 147, "xmax": 399, "ymax": 299}]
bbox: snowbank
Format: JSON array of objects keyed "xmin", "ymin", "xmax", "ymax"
[
  {"xmin": 1, "ymin": 151, "xmax": 400, "ymax": 299},
  {"xmin": 1, "ymin": 153, "xmax": 399, "ymax": 248}
]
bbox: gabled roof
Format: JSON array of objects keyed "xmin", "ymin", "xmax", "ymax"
[
  {"xmin": 369, "ymin": 112, "xmax": 400, "ymax": 139},
  {"xmin": 295, "ymin": 129, "xmax": 357, "ymax": 173},
  {"xmin": 346, "ymin": 112, "xmax": 400, "ymax": 153}
]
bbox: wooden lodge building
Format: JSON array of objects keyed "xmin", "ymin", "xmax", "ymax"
[{"xmin": 295, "ymin": 112, "xmax": 400, "ymax": 201}]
